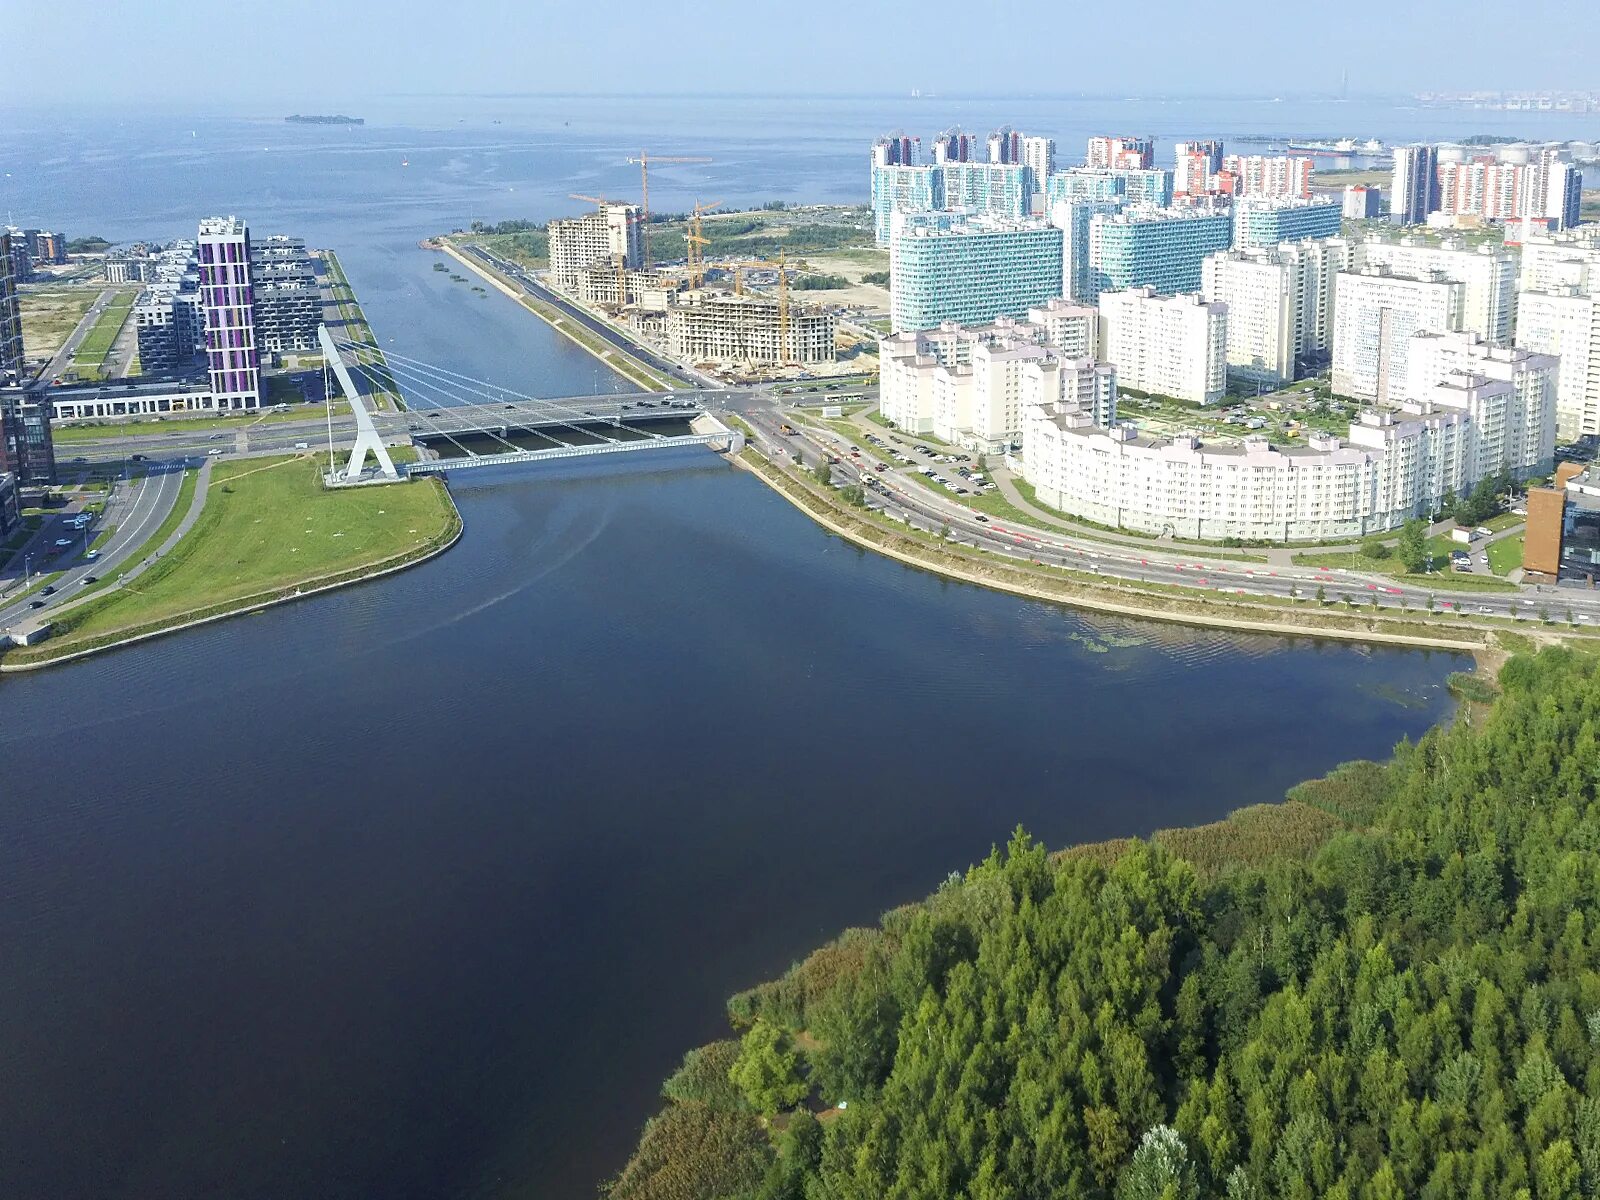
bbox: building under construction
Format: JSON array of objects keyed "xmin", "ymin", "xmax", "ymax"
[
  {"xmin": 547, "ymin": 204, "xmax": 642, "ymax": 293},
  {"xmin": 664, "ymin": 291, "xmax": 836, "ymax": 367},
  {"xmin": 575, "ymin": 261, "xmax": 682, "ymax": 310}
]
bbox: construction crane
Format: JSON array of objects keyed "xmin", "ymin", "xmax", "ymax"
[
  {"xmin": 626, "ymin": 152, "xmax": 713, "ymax": 268},
  {"xmin": 569, "ymin": 193, "xmax": 636, "ymax": 308},
  {"xmin": 684, "ymin": 199, "xmax": 722, "ymax": 289},
  {"xmin": 713, "ymin": 251, "xmax": 808, "ymax": 366}
]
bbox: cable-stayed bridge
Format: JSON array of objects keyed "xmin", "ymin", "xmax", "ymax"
[{"xmin": 318, "ymin": 327, "xmax": 743, "ymax": 485}]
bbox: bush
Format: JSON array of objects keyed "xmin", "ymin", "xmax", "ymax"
[
  {"xmin": 1361, "ymin": 538, "xmax": 1391, "ymax": 560},
  {"xmin": 661, "ymin": 1040, "xmax": 746, "ymax": 1109},
  {"xmin": 606, "ymin": 1102, "xmax": 770, "ymax": 1200},
  {"xmin": 861, "ymin": 271, "xmax": 890, "ymax": 286}
]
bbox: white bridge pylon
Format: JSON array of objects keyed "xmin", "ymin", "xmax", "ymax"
[{"xmin": 320, "ymin": 324, "xmax": 400, "ymax": 485}]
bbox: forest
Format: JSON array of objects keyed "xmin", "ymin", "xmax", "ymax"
[{"xmin": 607, "ymin": 647, "xmax": 1600, "ymax": 1200}]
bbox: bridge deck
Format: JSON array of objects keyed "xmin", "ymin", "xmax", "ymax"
[{"xmin": 405, "ymin": 431, "xmax": 729, "ymax": 474}]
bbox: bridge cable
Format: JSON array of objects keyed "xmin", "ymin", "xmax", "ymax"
[{"xmin": 340, "ymin": 358, "xmax": 503, "ymax": 461}]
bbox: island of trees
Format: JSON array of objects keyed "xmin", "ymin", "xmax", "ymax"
[
  {"xmin": 285, "ymin": 114, "xmax": 364, "ymax": 125},
  {"xmin": 608, "ymin": 646, "xmax": 1600, "ymax": 1200}
]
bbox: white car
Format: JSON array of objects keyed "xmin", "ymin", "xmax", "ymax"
[{"xmin": 54, "ymin": 539, "xmax": 73, "ymax": 547}]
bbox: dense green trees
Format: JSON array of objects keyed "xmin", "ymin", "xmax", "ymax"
[
  {"xmin": 1397, "ymin": 518, "xmax": 1429, "ymax": 573},
  {"xmin": 608, "ymin": 647, "xmax": 1600, "ymax": 1200}
]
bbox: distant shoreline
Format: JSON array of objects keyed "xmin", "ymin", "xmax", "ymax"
[{"xmin": 285, "ymin": 114, "xmax": 364, "ymax": 125}]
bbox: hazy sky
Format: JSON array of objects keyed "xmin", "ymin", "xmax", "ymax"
[{"xmin": 6, "ymin": 0, "xmax": 1597, "ymax": 103}]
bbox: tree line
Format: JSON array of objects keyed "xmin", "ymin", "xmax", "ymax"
[{"xmin": 607, "ymin": 646, "xmax": 1600, "ymax": 1200}]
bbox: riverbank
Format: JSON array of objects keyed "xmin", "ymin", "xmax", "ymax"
[
  {"xmin": 1, "ymin": 454, "xmax": 460, "ymax": 670},
  {"xmin": 432, "ymin": 239, "xmax": 672, "ymax": 391},
  {"xmin": 730, "ymin": 439, "xmax": 1552, "ymax": 658}
]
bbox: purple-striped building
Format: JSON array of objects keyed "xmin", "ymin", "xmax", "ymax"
[{"xmin": 197, "ymin": 216, "xmax": 260, "ymax": 409}]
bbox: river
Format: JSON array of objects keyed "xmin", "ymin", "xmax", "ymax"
[{"xmin": 0, "ymin": 94, "xmax": 1521, "ymax": 1198}]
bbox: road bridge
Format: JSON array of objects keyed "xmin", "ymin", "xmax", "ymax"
[{"xmin": 319, "ymin": 328, "xmax": 743, "ymax": 485}]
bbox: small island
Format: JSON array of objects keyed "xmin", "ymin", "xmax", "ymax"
[{"xmin": 285, "ymin": 114, "xmax": 364, "ymax": 125}]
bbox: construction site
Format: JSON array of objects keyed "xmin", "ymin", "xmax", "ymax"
[{"xmin": 528, "ymin": 154, "xmax": 866, "ymax": 381}]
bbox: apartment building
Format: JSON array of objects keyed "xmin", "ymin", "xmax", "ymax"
[
  {"xmin": 1516, "ymin": 287, "xmax": 1600, "ymax": 437},
  {"xmin": 664, "ymin": 292, "xmax": 834, "ymax": 366},
  {"xmin": 1087, "ymin": 136, "xmax": 1154, "ymax": 170},
  {"xmin": 1202, "ymin": 239, "xmax": 1350, "ymax": 385},
  {"xmin": 547, "ymin": 204, "xmax": 642, "ymax": 293},
  {"xmin": 0, "ymin": 231, "xmax": 23, "ymax": 380},
  {"xmin": 1354, "ymin": 237, "xmax": 1517, "ymax": 345},
  {"xmin": 1343, "ymin": 185, "xmax": 1382, "ymax": 219},
  {"xmin": 1232, "ymin": 197, "xmax": 1342, "ymax": 248},
  {"xmin": 870, "ymin": 164, "xmax": 943, "ymax": 246},
  {"xmin": 1086, "ymin": 207, "xmax": 1235, "ymax": 300},
  {"xmin": 249, "ymin": 236, "xmax": 320, "ymax": 354},
  {"xmin": 1098, "ymin": 287, "xmax": 1227, "ymax": 405},
  {"xmin": 1219, "ymin": 155, "xmax": 1314, "ymax": 199},
  {"xmin": 1174, "ymin": 141, "xmax": 1224, "ymax": 197},
  {"xmin": 1391, "ymin": 144, "xmax": 1440, "ymax": 225},
  {"xmin": 889, "ymin": 214, "xmax": 1063, "ymax": 332},
  {"xmin": 1331, "ymin": 268, "xmax": 1463, "ymax": 401},
  {"xmin": 196, "ymin": 216, "xmax": 260, "ymax": 410}
]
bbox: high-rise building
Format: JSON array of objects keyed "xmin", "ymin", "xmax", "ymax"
[
  {"xmin": 0, "ymin": 389, "xmax": 55, "ymax": 485},
  {"xmin": 871, "ymin": 132, "xmax": 918, "ymax": 168},
  {"xmin": 1220, "ymin": 155, "xmax": 1314, "ymax": 199},
  {"xmin": 1518, "ymin": 225, "xmax": 1600, "ymax": 292},
  {"xmin": 1436, "ymin": 156, "xmax": 1528, "ymax": 221},
  {"xmin": 133, "ymin": 295, "xmax": 182, "ymax": 373},
  {"xmin": 249, "ymin": 236, "xmax": 321, "ymax": 354},
  {"xmin": 1087, "ymin": 135, "xmax": 1154, "ymax": 170},
  {"xmin": 889, "ymin": 214, "xmax": 1065, "ymax": 333},
  {"xmin": 870, "ymin": 164, "xmax": 943, "ymax": 246},
  {"xmin": 1355, "ymin": 237, "xmax": 1517, "ymax": 345},
  {"xmin": 1086, "ymin": 207, "xmax": 1235, "ymax": 301},
  {"xmin": 197, "ymin": 215, "xmax": 261, "ymax": 410},
  {"xmin": 1515, "ymin": 288, "xmax": 1600, "ymax": 438},
  {"xmin": 1391, "ymin": 144, "xmax": 1440, "ymax": 225},
  {"xmin": 940, "ymin": 162, "xmax": 1034, "ymax": 219},
  {"xmin": 1202, "ymin": 239, "xmax": 1350, "ymax": 385},
  {"xmin": 1020, "ymin": 136, "xmax": 1056, "ymax": 190},
  {"xmin": 929, "ymin": 127, "xmax": 974, "ymax": 164},
  {"xmin": 547, "ymin": 203, "xmax": 642, "ymax": 294},
  {"xmin": 1232, "ymin": 197, "xmax": 1343, "ymax": 248},
  {"xmin": 1174, "ymin": 141, "xmax": 1225, "ymax": 197},
  {"xmin": 1526, "ymin": 147, "xmax": 1584, "ymax": 230},
  {"xmin": 1048, "ymin": 197, "xmax": 1125, "ymax": 302},
  {"xmin": 1098, "ymin": 287, "xmax": 1228, "ymax": 405},
  {"xmin": 0, "ymin": 231, "xmax": 23, "ymax": 381},
  {"xmin": 987, "ymin": 126, "xmax": 1022, "ymax": 165},
  {"xmin": 1332, "ymin": 268, "xmax": 1464, "ymax": 401},
  {"xmin": 3, "ymin": 228, "xmax": 31, "ymax": 285},
  {"xmin": 1343, "ymin": 185, "xmax": 1382, "ymax": 219},
  {"xmin": 1049, "ymin": 167, "xmax": 1170, "ymax": 209}
]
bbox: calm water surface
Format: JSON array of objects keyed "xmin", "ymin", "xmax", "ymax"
[{"xmin": 0, "ymin": 97, "xmax": 1489, "ymax": 1198}]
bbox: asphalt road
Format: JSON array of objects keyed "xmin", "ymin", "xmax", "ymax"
[
  {"xmin": 0, "ymin": 460, "xmax": 192, "ymax": 631},
  {"xmin": 37, "ymin": 286, "xmax": 115, "ymax": 383},
  {"xmin": 741, "ymin": 406, "xmax": 1600, "ymax": 627}
]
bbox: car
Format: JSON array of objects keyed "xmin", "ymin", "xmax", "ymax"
[
  {"xmin": 209, "ymin": 433, "xmax": 224, "ymax": 441},
  {"xmin": 54, "ymin": 539, "xmax": 72, "ymax": 548},
  {"xmin": 85, "ymin": 551, "xmax": 99, "ymax": 560},
  {"xmin": 130, "ymin": 453, "xmax": 146, "ymax": 462},
  {"xmin": 41, "ymin": 585, "xmax": 56, "ymax": 596},
  {"xmin": 294, "ymin": 442, "xmax": 309, "ymax": 450},
  {"xmin": 28, "ymin": 600, "xmax": 45, "ymax": 610},
  {"xmin": 976, "ymin": 515, "xmax": 990, "ymax": 523},
  {"xmin": 81, "ymin": 575, "xmax": 98, "ymax": 585}
]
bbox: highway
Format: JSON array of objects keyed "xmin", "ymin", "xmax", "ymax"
[
  {"xmin": 739, "ymin": 406, "xmax": 1600, "ymax": 628},
  {"xmin": 0, "ymin": 460, "xmax": 192, "ymax": 632}
]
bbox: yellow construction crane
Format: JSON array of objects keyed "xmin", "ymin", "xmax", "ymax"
[
  {"xmin": 569, "ymin": 193, "xmax": 635, "ymax": 308},
  {"xmin": 715, "ymin": 251, "xmax": 808, "ymax": 365},
  {"xmin": 684, "ymin": 199, "xmax": 722, "ymax": 289},
  {"xmin": 626, "ymin": 152, "xmax": 713, "ymax": 268}
]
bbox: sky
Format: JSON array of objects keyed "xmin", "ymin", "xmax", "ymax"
[{"xmin": 4, "ymin": 0, "xmax": 1598, "ymax": 104}]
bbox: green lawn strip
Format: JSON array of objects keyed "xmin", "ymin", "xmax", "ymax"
[
  {"xmin": 1483, "ymin": 511, "xmax": 1523, "ymax": 533},
  {"xmin": 12, "ymin": 457, "xmax": 457, "ymax": 660},
  {"xmin": 1488, "ymin": 536, "xmax": 1524, "ymax": 576},
  {"xmin": 70, "ymin": 289, "xmax": 137, "ymax": 376},
  {"xmin": 88, "ymin": 525, "xmax": 118, "ymax": 553}
]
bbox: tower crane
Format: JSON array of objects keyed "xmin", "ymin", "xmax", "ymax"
[
  {"xmin": 626, "ymin": 152, "xmax": 713, "ymax": 268},
  {"xmin": 712, "ymin": 251, "xmax": 808, "ymax": 366},
  {"xmin": 684, "ymin": 199, "xmax": 722, "ymax": 289}
]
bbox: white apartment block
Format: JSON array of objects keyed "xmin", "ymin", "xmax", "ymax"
[
  {"xmin": 1098, "ymin": 287, "xmax": 1227, "ymax": 405},
  {"xmin": 1020, "ymin": 373, "xmax": 1553, "ymax": 542},
  {"xmin": 878, "ymin": 303, "xmax": 1097, "ymax": 440},
  {"xmin": 548, "ymin": 204, "xmax": 642, "ymax": 293},
  {"xmin": 1403, "ymin": 330, "xmax": 1558, "ymax": 469},
  {"xmin": 1023, "ymin": 355, "xmax": 1118, "ymax": 428},
  {"xmin": 1515, "ymin": 288, "xmax": 1600, "ymax": 437},
  {"xmin": 1332, "ymin": 268, "xmax": 1464, "ymax": 402},
  {"xmin": 1021, "ymin": 136, "xmax": 1056, "ymax": 189},
  {"xmin": 1221, "ymin": 154, "xmax": 1314, "ymax": 198},
  {"xmin": 1202, "ymin": 239, "xmax": 1349, "ymax": 385},
  {"xmin": 1518, "ymin": 226, "xmax": 1600, "ymax": 292},
  {"xmin": 1354, "ymin": 237, "xmax": 1517, "ymax": 345}
]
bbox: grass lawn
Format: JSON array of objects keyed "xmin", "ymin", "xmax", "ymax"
[
  {"xmin": 70, "ymin": 289, "xmax": 137, "ymax": 378},
  {"xmin": 12, "ymin": 455, "xmax": 457, "ymax": 660},
  {"xmin": 1488, "ymin": 535, "xmax": 1524, "ymax": 576},
  {"xmin": 50, "ymin": 404, "xmax": 340, "ymax": 443},
  {"xmin": 1484, "ymin": 512, "xmax": 1524, "ymax": 533},
  {"xmin": 19, "ymin": 287, "xmax": 103, "ymax": 360}
]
